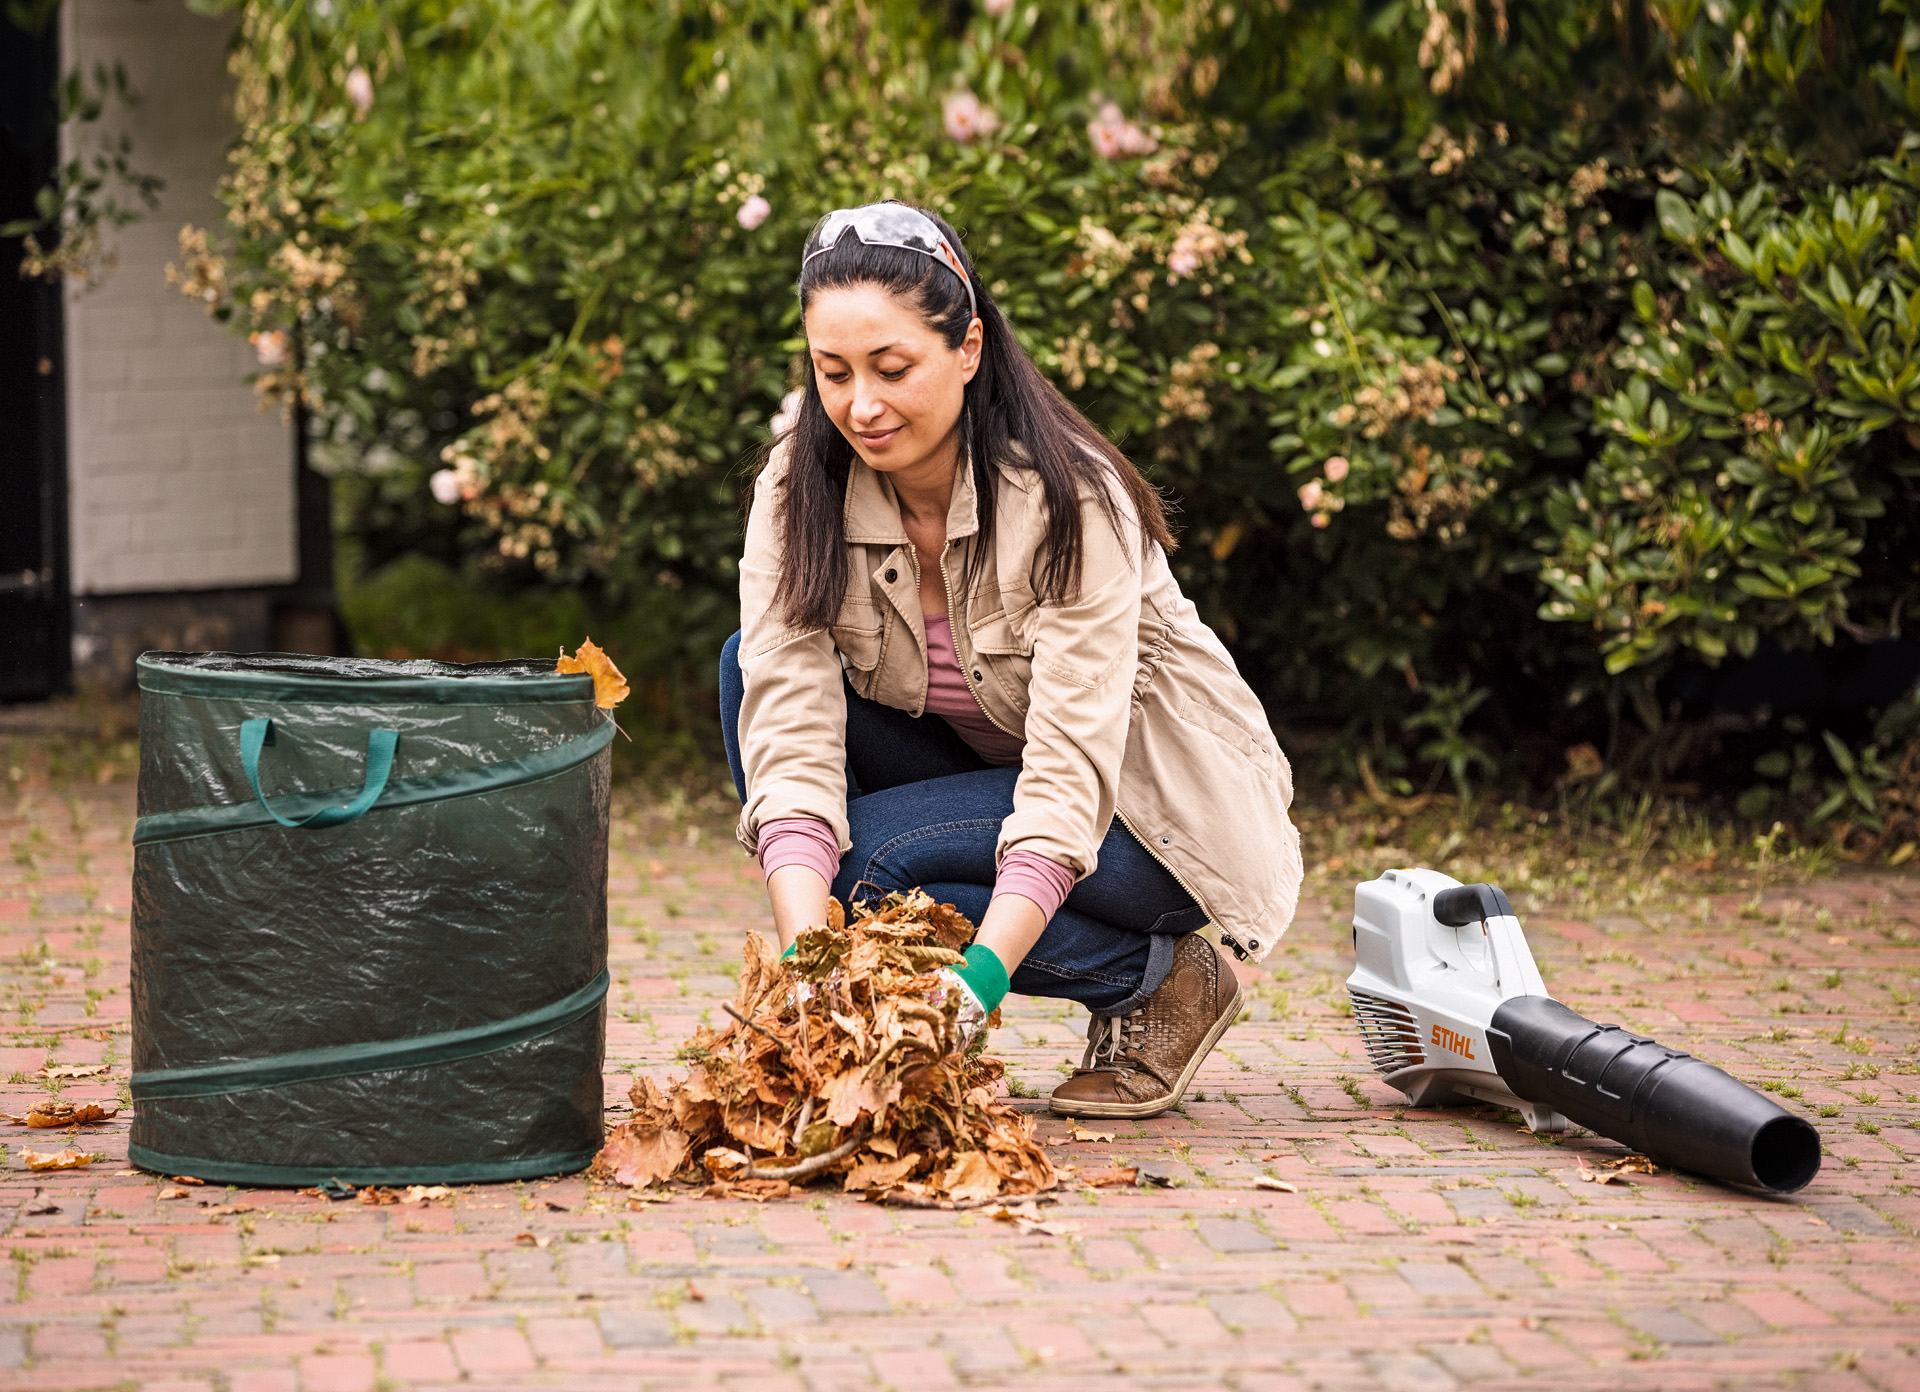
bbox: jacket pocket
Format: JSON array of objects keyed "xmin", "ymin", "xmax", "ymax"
[
  {"xmin": 832, "ymin": 622, "xmax": 884, "ymax": 697},
  {"xmin": 1172, "ymin": 690, "xmax": 1277, "ymax": 774},
  {"xmin": 967, "ymin": 608, "xmax": 1034, "ymax": 714}
]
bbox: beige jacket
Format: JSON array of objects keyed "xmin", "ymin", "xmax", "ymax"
[{"xmin": 734, "ymin": 447, "xmax": 1302, "ymax": 962}]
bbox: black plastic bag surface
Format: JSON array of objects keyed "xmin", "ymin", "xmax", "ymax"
[{"xmin": 130, "ymin": 652, "xmax": 612, "ymax": 1186}]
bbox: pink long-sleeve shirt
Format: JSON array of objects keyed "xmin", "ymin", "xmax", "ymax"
[{"xmin": 757, "ymin": 614, "xmax": 1075, "ymax": 921}]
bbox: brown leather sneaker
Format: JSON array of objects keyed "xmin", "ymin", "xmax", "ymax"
[{"xmin": 1049, "ymin": 934, "xmax": 1244, "ymax": 1119}]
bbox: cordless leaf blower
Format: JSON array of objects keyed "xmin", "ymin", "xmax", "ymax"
[{"xmin": 1345, "ymin": 867, "xmax": 1822, "ymax": 1194}]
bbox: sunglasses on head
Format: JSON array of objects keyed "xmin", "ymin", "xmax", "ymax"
[{"xmin": 802, "ymin": 202, "xmax": 978, "ymax": 322}]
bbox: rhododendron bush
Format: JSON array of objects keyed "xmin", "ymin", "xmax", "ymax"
[{"xmin": 183, "ymin": 0, "xmax": 1918, "ymax": 814}]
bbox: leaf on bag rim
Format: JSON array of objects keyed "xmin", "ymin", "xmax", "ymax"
[{"xmin": 556, "ymin": 637, "xmax": 630, "ymax": 709}]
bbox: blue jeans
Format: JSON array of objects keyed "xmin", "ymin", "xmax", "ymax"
[{"xmin": 719, "ymin": 631, "xmax": 1203, "ymax": 1014}]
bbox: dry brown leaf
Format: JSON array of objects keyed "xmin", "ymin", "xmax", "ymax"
[
  {"xmin": 1080, "ymin": 1166, "xmax": 1139, "ymax": 1188},
  {"xmin": 1068, "ymin": 1122, "xmax": 1115, "ymax": 1143},
  {"xmin": 171, "ymin": 1175, "xmax": 206, "ymax": 1185},
  {"xmin": 556, "ymin": 637, "xmax": 630, "ymax": 710},
  {"xmin": 941, "ymin": 1151, "xmax": 1002, "ymax": 1204},
  {"xmin": 401, "ymin": 1185, "xmax": 452, "ymax": 1204},
  {"xmin": 599, "ymin": 1126, "xmax": 689, "ymax": 1189},
  {"xmin": 20, "ymin": 1145, "xmax": 99, "ymax": 1171},
  {"xmin": 157, "ymin": 1186, "xmax": 189, "ymax": 1200},
  {"xmin": 37, "ymin": 1064, "xmax": 107, "ymax": 1079},
  {"xmin": 844, "ymin": 1152, "xmax": 921, "ymax": 1192},
  {"xmin": 988, "ymin": 1199, "xmax": 1081, "ymax": 1236},
  {"xmin": 515, "ymin": 1232, "xmax": 551, "ymax": 1249},
  {"xmin": 1253, "ymin": 1177, "xmax": 1299, "ymax": 1193},
  {"xmin": 3, "ymin": 1101, "xmax": 118, "ymax": 1128}
]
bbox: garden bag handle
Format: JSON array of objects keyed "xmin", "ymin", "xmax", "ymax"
[{"xmin": 240, "ymin": 718, "xmax": 398, "ymax": 829}]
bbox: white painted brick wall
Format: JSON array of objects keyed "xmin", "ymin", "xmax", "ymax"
[{"xmin": 62, "ymin": 0, "xmax": 296, "ymax": 596}]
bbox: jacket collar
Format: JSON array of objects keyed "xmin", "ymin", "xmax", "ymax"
[{"xmin": 843, "ymin": 452, "xmax": 984, "ymax": 546}]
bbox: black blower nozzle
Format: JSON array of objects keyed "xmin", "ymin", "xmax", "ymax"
[{"xmin": 1486, "ymin": 995, "xmax": 1821, "ymax": 1194}]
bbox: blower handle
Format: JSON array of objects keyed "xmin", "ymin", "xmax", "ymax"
[{"xmin": 1486, "ymin": 995, "xmax": 1821, "ymax": 1193}]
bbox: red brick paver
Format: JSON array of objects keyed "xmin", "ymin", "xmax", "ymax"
[{"xmin": 0, "ymin": 735, "xmax": 1917, "ymax": 1390}]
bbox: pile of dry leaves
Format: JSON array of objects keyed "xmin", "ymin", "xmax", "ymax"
[{"xmin": 594, "ymin": 891, "xmax": 1056, "ymax": 1206}]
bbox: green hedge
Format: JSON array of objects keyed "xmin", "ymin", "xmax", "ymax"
[{"xmin": 184, "ymin": 0, "xmax": 1919, "ymax": 828}]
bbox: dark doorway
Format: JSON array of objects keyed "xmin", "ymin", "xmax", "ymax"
[{"xmin": 0, "ymin": 13, "xmax": 69, "ymax": 701}]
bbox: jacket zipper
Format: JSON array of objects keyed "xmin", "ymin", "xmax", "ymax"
[
  {"xmin": 935, "ymin": 539, "xmax": 1011, "ymax": 737},
  {"xmin": 927, "ymin": 538, "xmax": 1227, "ymax": 946}
]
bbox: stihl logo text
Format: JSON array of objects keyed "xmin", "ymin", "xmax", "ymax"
[{"xmin": 1430, "ymin": 1024, "xmax": 1476, "ymax": 1059}]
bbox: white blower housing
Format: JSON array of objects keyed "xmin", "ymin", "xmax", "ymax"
[{"xmin": 1345, "ymin": 867, "xmax": 1567, "ymax": 1133}]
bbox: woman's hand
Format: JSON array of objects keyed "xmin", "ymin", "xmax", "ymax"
[{"xmin": 766, "ymin": 863, "xmax": 832, "ymax": 951}]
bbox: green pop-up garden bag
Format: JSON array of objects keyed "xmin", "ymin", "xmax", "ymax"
[{"xmin": 130, "ymin": 653, "xmax": 613, "ymax": 1186}]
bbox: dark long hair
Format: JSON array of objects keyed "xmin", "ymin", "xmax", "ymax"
[{"xmin": 768, "ymin": 204, "xmax": 1175, "ymax": 630}]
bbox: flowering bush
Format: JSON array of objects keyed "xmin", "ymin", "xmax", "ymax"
[{"xmin": 180, "ymin": 0, "xmax": 1919, "ymax": 812}]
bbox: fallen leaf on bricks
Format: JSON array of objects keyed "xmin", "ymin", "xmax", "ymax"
[
  {"xmin": 591, "ymin": 890, "xmax": 1055, "ymax": 1204},
  {"xmin": 1079, "ymin": 1166, "xmax": 1140, "ymax": 1188},
  {"xmin": 514, "ymin": 1232, "xmax": 551, "ymax": 1249},
  {"xmin": 988, "ymin": 1200, "xmax": 1082, "ymax": 1236},
  {"xmin": 20, "ymin": 1145, "xmax": 100, "ymax": 1171},
  {"xmin": 1253, "ymin": 1177, "xmax": 1299, "ymax": 1193},
  {"xmin": 171, "ymin": 1176, "xmax": 206, "ymax": 1186},
  {"xmin": 158, "ymin": 1186, "xmax": 190, "ymax": 1200},
  {"xmin": 1068, "ymin": 1123, "xmax": 1116, "ymax": 1143},
  {"xmin": 402, "ymin": 1185, "xmax": 453, "ymax": 1204},
  {"xmin": 36, "ymin": 1064, "xmax": 108, "ymax": 1079},
  {"xmin": 4, "ymin": 1101, "xmax": 118, "ymax": 1128}
]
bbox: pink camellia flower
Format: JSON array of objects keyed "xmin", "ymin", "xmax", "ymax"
[
  {"xmin": 984, "ymin": 0, "xmax": 1014, "ymax": 12},
  {"xmin": 736, "ymin": 195, "xmax": 771, "ymax": 230},
  {"xmin": 1087, "ymin": 102, "xmax": 1158, "ymax": 160},
  {"xmin": 429, "ymin": 469, "xmax": 462, "ymax": 506},
  {"xmin": 943, "ymin": 91, "xmax": 998, "ymax": 144},
  {"xmin": 1324, "ymin": 455, "xmax": 1350, "ymax": 482},
  {"xmin": 249, "ymin": 330, "xmax": 288, "ymax": 368},
  {"xmin": 1168, "ymin": 248, "xmax": 1202, "ymax": 278},
  {"xmin": 345, "ymin": 67, "xmax": 374, "ymax": 121},
  {"xmin": 1298, "ymin": 479, "xmax": 1324, "ymax": 511},
  {"xmin": 1311, "ymin": 512, "xmax": 1331, "ymax": 529}
]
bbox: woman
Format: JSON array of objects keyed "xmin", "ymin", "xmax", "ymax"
[{"xmin": 721, "ymin": 201, "xmax": 1301, "ymax": 1119}]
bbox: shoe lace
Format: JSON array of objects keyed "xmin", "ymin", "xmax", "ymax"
[{"xmin": 1079, "ymin": 1009, "xmax": 1148, "ymax": 1074}]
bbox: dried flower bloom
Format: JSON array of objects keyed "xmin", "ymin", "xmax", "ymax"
[
  {"xmin": 429, "ymin": 469, "xmax": 462, "ymax": 506},
  {"xmin": 1324, "ymin": 456, "xmax": 1350, "ymax": 483},
  {"xmin": 249, "ymin": 329, "xmax": 288, "ymax": 368},
  {"xmin": 984, "ymin": 0, "xmax": 1014, "ymax": 13},
  {"xmin": 1298, "ymin": 479, "xmax": 1325, "ymax": 510}
]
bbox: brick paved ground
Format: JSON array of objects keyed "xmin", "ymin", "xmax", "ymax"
[{"xmin": 1, "ymin": 725, "xmax": 1918, "ymax": 1391}]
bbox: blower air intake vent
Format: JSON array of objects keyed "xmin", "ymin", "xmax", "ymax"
[{"xmin": 1349, "ymin": 990, "xmax": 1425, "ymax": 1076}]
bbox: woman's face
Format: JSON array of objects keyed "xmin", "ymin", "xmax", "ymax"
[{"xmin": 804, "ymin": 283, "xmax": 982, "ymax": 479}]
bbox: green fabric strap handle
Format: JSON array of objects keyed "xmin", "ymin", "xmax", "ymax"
[
  {"xmin": 136, "ymin": 720, "xmax": 613, "ymax": 847},
  {"xmin": 132, "ymin": 968, "xmax": 610, "ymax": 1101},
  {"xmin": 241, "ymin": 718, "xmax": 397, "ymax": 830}
]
